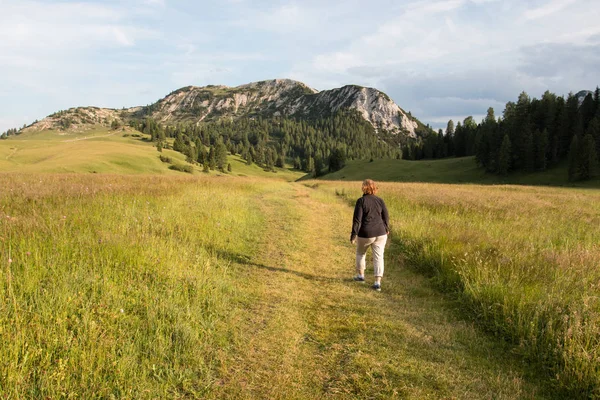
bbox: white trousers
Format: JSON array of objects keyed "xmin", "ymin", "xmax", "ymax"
[{"xmin": 356, "ymin": 234, "xmax": 387, "ymax": 277}]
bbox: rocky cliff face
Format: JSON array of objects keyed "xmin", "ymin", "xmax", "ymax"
[
  {"xmin": 22, "ymin": 107, "xmax": 125, "ymax": 133},
  {"xmin": 142, "ymin": 79, "xmax": 419, "ymax": 137},
  {"xmin": 285, "ymin": 84, "xmax": 418, "ymax": 136},
  {"xmin": 24, "ymin": 79, "xmax": 421, "ymax": 137}
]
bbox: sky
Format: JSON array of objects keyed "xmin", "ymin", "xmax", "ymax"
[{"xmin": 1, "ymin": 0, "xmax": 599, "ymax": 133}]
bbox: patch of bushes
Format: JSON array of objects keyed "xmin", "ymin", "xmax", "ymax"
[
  {"xmin": 159, "ymin": 155, "xmax": 172, "ymax": 163},
  {"xmin": 169, "ymin": 164, "xmax": 194, "ymax": 173}
]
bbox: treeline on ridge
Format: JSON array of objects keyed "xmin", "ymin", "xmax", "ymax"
[
  {"xmin": 0, "ymin": 127, "xmax": 23, "ymax": 139},
  {"xmin": 410, "ymin": 88, "xmax": 600, "ymax": 181}
]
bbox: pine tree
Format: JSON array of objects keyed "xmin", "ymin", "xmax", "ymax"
[
  {"xmin": 294, "ymin": 156, "xmax": 301, "ymax": 169},
  {"xmin": 568, "ymin": 135, "xmax": 579, "ymax": 181},
  {"xmin": 275, "ymin": 154, "xmax": 285, "ymax": 168},
  {"xmin": 445, "ymin": 120, "xmax": 455, "ymax": 156},
  {"xmin": 550, "ymin": 133, "xmax": 559, "ymax": 165},
  {"xmin": 555, "ymin": 98, "xmax": 570, "ymax": 158},
  {"xmin": 594, "ymin": 87, "xmax": 600, "ymax": 115},
  {"xmin": 498, "ymin": 135, "xmax": 511, "ymax": 175},
  {"xmin": 581, "ymin": 94, "xmax": 596, "ymax": 131},
  {"xmin": 208, "ymin": 146, "xmax": 216, "ymax": 170},
  {"xmin": 262, "ymin": 148, "xmax": 273, "ymax": 171},
  {"xmin": 173, "ymin": 134, "xmax": 185, "ymax": 153},
  {"xmin": 474, "ymin": 130, "xmax": 489, "ymax": 167},
  {"xmin": 578, "ymin": 134, "xmax": 598, "ymax": 180},
  {"xmin": 454, "ymin": 122, "xmax": 465, "ymax": 157},
  {"xmin": 157, "ymin": 141, "xmax": 163, "ymax": 152},
  {"xmin": 214, "ymin": 140, "xmax": 228, "ymax": 171},
  {"xmin": 328, "ymin": 148, "xmax": 346, "ymax": 172},
  {"xmin": 305, "ymin": 156, "xmax": 314, "ymax": 173},
  {"xmin": 533, "ymin": 129, "xmax": 548, "ymax": 171},
  {"xmin": 197, "ymin": 147, "xmax": 206, "ymax": 164},
  {"xmin": 314, "ymin": 156, "xmax": 324, "ymax": 177},
  {"xmin": 522, "ymin": 125, "xmax": 534, "ymax": 171},
  {"xmin": 587, "ymin": 117, "xmax": 600, "ymax": 165},
  {"xmin": 446, "ymin": 120, "xmax": 455, "ymax": 136},
  {"xmin": 186, "ymin": 145, "xmax": 197, "ymax": 164},
  {"xmin": 566, "ymin": 92, "xmax": 580, "ymax": 142},
  {"xmin": 463, "ymin": 116, "xmax": 477, "ymax": 156},
  {"xmin": 227, "ymin": 163, "xmax": 232, "ymax": 173}
]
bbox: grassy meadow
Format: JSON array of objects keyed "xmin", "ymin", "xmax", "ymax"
[
  {"xmin": 321, "ymin": 157, "xmax": 600, "ymax": 187},
  {"xmin": 2, "ymin": 129, "xmax": 600, "ymax": 398},
  {"xmin": 1, "ymin": 173, "xmax": 562, "ymax": 399},
  {"xmin": 319, "ymin": 180, "xmax": 600, "ymax": 397},
  {"xmin": 0, "ymin": 127, "xmax": 301, "ymax": 180}
]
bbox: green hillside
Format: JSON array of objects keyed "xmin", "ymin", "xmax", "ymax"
[
  {"xmin": 319, "ymin": 157, "xmax": 600, "ymax": 187},
  {"xmin": 0, "ymin": 127, "xmax": 302, "ymax": 180}
]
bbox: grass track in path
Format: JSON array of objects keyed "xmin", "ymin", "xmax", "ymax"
[{"xmin": 211, "ymin": 183, "xmax": 557, "ymax": 399}]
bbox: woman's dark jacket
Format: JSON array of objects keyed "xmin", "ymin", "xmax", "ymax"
[{"xmin": 351, "ymin": 194, "xmax": 389, "ymax": 240}]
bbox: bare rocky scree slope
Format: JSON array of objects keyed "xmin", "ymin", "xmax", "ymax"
[{"xmin": 24, "ymin": 79, "xmax": 420, "ymax": 138}]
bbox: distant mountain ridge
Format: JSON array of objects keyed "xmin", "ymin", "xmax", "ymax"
[{"xmin": 23, "ymin": 79, "xmax": 422, "ymax": 138}]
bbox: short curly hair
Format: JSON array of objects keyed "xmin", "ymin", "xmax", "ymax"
[{"xmin": 362, "ymin": 179, "xmax": 378, "ymax": 195}]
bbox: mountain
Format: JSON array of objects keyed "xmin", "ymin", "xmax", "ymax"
[
  {"xmin": 138, "ymin": 79, "xmax": 420, "ymax": 136},
  {"xmin": 576, "ymin": 90, "xmax": 593, "ymax": 106},
  {"xmin": 23, "ymin": 79, "xmax": 423, "ymax": 138}
]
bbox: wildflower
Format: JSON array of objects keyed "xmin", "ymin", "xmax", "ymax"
[
  {"xmin": 26, "ymin": 252, "xmax": 31, "ymax": 256},
  {"xmin": 120, "ymin": 309, "xmax": 124, "ymax": 313},
  {"xmin": 8, "ymin": 258, "xmax": 12, "ymax": 263}
]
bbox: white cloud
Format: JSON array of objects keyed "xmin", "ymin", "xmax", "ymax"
[
  {"xmin": 283, "ymin": 0, "xmax": 600, "ymax": 126},
  {"xmin": 232, "ymin": 3, "xmax": 310, "ymax": 33},
  {"xmin": 0, "ymin": 1, "xmax": 158, "ymax": 54},
  {"xmin": 523, "ymin": 0, "xmax": 577, "ymax": 20},
  {"xmin": 407, "ymin": 0, "xmax": 466, "ymax": 14}
]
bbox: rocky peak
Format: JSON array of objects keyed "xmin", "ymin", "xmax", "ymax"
[
  {"xmin": 23, "ymin": 79, "xmax": 423, "ymax": 138},
  {"xmin": 286, "ymin": 84, "xmax": 418, "ymax": 136},
  {"xmin": 576, "ymin": 90, "xmax": 593, "ymax": 106}
]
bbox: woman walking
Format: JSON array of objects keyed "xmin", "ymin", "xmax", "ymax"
[{"xmin": 350, "ymin": 179, "xmax": 389, "ymax": 291}]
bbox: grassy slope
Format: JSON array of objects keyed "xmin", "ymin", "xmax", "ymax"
[
  {"xmin": 0, "ymin": 174, "xmax": 558, "ymax": 399},
  {"xmin": 321, "ymin": 157, "xmax": 600, "ymax": 187},
  {"xmin": 0, "ymin": 128, "xmax": 301, "ymax": 181}
]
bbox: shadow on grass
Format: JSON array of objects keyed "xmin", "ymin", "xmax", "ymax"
[{"xmin": 206, "ymin": 246, "xmax": 340, "ymax": 284}]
